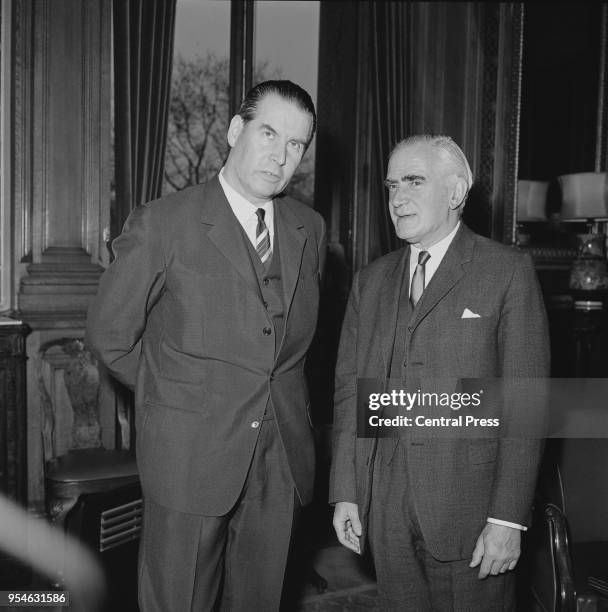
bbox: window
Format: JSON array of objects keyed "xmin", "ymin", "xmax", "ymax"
[
  {"xmin": 254, "ymin": 1, "xmax": 319, "ymax": 205},
  {"xmin": 163, "ymin": 0, "xmax": 320, "ymax": 206},
  {"xmin": 163, "ymin": 0, "xmax": 231, "ymax": 193}
]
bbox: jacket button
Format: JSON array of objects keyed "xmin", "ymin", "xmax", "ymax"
[
  {"xmin": 269, "ymin": 373, "xmax": 275, "ymax": 381},
  {"xmin": 263, "ymin": 278, "xmax": 269, "ymax": 286},
  {"xmin": 251, "ymin": 421, "xmax": 260, "ymax": 428},
  {"xmin": 263, "ymin": 327, "xmax": 272, "ymax": 335},
  {"xmin": 402, "ymin": 360, "xmax": 407, "ymax": 368},
  {"xmin": 263, "ymin": 300, "xmax": 268, "ymax": 308}
]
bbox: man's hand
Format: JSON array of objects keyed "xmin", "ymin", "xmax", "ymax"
[
  {"xmin": 470, "ymin": 522, "xmax": 521, "ymax": 578},
  {"xmin": 333, "ymin": 502, "xmax": 362, "ymax": 554}
]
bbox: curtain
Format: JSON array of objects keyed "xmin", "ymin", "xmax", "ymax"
[
  {"xmin": 112, "ymin": 0, "xmax": 177, "ymax": 238},
  {"xmin": 368, "ymin": 1, "xmax": 412, "ymax": 257}
]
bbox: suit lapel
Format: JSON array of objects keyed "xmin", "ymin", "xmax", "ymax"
[
  {"xmin": 410, "ymin": 224, "xmax": 475, "ymax": 331},
  {"xmin": 380, "ymin": 248, "xmax": 409, "ymax": 379},
  {"xmin": 275, "ymin": 199, "xmax": 307, "ymax": 324},
  {"xmin": 200, "ymin": 177, "xmax": 263, "ymax": 301}
]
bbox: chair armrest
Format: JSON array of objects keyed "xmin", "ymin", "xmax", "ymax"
[{"xmin": 544, "ymin": 503, "xmax": 577, "ymax": 612}]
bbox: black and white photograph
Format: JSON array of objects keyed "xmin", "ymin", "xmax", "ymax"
[{"xmin": 0, "ymin": 1, "xmax": 607, "ymax": 611}]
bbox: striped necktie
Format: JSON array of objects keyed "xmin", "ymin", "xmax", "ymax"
[
  {"xmin": 410, "ymin": 251, "xmax": 431, "ymax": 307},
  {"xmin": 255, "ymin": 208, "xmax": 272, "ymax": 264}
]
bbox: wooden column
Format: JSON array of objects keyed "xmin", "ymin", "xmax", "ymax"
[{"xmin": 12, "ymin": 0, "xmax": 114, "ymax": 506}]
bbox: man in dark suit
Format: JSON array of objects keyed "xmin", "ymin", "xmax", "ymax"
[
  {"xmin": 330, "ymin": 135, "xmax": 549, "ymax": 610},
  {"xmin": 86, "ymin": 80, "xmax": 326, "ymax": 611}
]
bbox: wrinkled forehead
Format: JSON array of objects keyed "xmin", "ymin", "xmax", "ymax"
[{"xmin": 386, "ymin": 143, "xmax": 441, "ymax": 178}]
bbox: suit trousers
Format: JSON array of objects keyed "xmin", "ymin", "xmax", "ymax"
[
  {"xmin": 138, "ymin": 417, "xmax": 298, "ymax": 611},
  {"xmin": 369, "ymin": 439, "xmax": 515, "ymax": 612}
]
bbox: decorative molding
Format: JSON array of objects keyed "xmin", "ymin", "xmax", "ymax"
[
  {"xmin": 12, "ymin": 0, "xmax": 33, "ymax": 265},
  {"xmin": 479, "ymin": 3, "xmax": 524, "ymax": 245},
  {"xmin": 0, "ymin": 323, "xmax": 30, "ymax": 505},
  {"xmin": 16, "ymin": 0, "xmax": 111, "ymax": 323},
  {"xmin": 31, "ymin": 0, "xmax": 49, "ymax": 260},
  {"xmin": 596, "ymin": 4, "xmax": 608, "ymax": 172},
  {"xmin": 500, "ymin": 2, "xmax": 524, "ymax": 246},
  {"xmin": 0, "ymin": 0, "xmax": 11, "ymax": 312}
]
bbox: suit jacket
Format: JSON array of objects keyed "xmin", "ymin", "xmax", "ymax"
[
  {"xmin": 86, "ymin": 177, "xmax": 326, "ymax": 516},
  {"xmin": 329, "ymin": 224, "xmax": 550, "ymax": 561}
]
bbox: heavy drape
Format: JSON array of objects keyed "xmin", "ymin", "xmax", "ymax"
[
  {"xmin": 112, "ymin": 0, "xmax": 176, "ymax": 237},
  {"xmin": 369, "ymin": 2, "xmax": 412, "ymax": 256}
]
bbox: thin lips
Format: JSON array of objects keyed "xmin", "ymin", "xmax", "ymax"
[{"xmin": 261, "ymin": 170, "xmax": 281, "ymax": 180}]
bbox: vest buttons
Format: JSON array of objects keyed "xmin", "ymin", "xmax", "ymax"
[
  {"xmin": 251, "ymin": 421, "xmax": 260, "ymax": 429},
  {"xmin": 263, "ymin": 278, "xmax": 270, "ymax": 286},
  {"xmin": 263, "ymin": 327, "xmax": 272, "ymax": 335}
]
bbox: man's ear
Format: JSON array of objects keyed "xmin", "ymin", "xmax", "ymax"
[
  {"xmin": 227, "ymin": 115, "xmax": 244, "ymax": 147},
  {"xmin": 449, "ymin": 177, "xmax": 468, "ymax": 210}
]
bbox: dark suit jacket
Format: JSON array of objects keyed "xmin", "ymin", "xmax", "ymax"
[
  {"xmin": 329, "ymin": 224, "xmax": 550, "ymax": 561},
  {"xmin": 86, "ymin": 177, "xmax": 326, "ymax": 516}
]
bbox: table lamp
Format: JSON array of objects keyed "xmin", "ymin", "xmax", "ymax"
[
  {"xmin": 558, "ymin": 172, "xmax": 608, "ymax": 310},
  {"xmin": 516, "ymin": 180, "xmax": 548, "ymax": 246}
]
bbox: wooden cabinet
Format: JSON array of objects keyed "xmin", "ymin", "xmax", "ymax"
[
  {"xmin": 0, "ymin": 322, "xmax": 30, "ymax": 504},
  {"xmin": 0, "ymin": 321, "xmax": 30, "ymax": 588},
  {"xmin": 547, "ymin": 303, "xmax": 608, "ymax": 377}
]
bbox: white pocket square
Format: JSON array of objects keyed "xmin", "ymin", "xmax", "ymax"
[{"xmin": 461, "ymin": 308, "xmax": 481, "ymax": 319}]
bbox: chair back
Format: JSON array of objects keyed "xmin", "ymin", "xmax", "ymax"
[{"xmin": 38, "ymin": 338, "xmax": 103, "ymax": 465}]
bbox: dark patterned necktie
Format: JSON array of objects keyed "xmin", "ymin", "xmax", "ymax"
[{"xmin": 255, "ymin": 208, "xmax": 271, "ymax": 264}]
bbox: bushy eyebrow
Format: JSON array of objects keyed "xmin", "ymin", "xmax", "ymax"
[{"xmin": 384, "ymin": 174, "xmax": 426, "ymax": 185}]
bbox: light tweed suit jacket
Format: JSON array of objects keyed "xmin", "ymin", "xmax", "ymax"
[{"xmin": 329, "ymin": 223, "xmax": 550, "ymax": 560}]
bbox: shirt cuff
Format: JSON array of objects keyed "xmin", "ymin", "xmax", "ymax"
[{"xmin": 487, "ymin": 517, "xmax": 527, "ymax": 531}]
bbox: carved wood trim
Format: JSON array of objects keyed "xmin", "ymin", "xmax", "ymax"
[
  {"xmin": 12, "ymin": 0, "xmax": 33, "ymax": 265},
  {"xmin": 595, "ymin": 5, "xmax": 608, "ymax": 172},
  {"xmin": 0, "ymin": 323, "xmax": 30, "ymax": 506},
  {"xmin": 15, "ymin": 0, "xmax": 111, "ymax": 322}
]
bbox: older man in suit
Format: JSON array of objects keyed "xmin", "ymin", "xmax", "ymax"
[
  {"xmin": 330, "ymin": 135, "xmax": 549, "ymax": 610},
  {"xmin": 86, "ymin": 80, "xmax": 325, "ymax": 611}
]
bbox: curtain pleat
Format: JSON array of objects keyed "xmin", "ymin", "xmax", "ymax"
[
  {"xmin": 369, "ymin": 1, "xmax": 411, "ymax": 255},
  {"xmin": 113, "ymin": 0, "xmax": 177, "ymax": 237}
]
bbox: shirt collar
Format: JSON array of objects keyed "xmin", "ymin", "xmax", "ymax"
[
  {"xmin": 410, "ymin": 221, "xmax": 461, "ymax": 264},
  {"xmin": 218, "ymin": 167, "xmax": 274, "ymax": 227}
]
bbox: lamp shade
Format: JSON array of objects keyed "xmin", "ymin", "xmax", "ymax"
[
  {"xmin": 517, "ymin": 180, "xmax": 548, "ymax": 221},
  {"xmin": 558, "ymin": 172, "xmax": 608, "ymax": 220}
]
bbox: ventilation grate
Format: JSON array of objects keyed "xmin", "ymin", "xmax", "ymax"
[{"xmin": 99, "ymin": 498, "xmax": 143, "ymax": 552}]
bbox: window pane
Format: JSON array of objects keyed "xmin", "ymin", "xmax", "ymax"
[
  {"xmin": 254, "ymin": 1, "xmax": 320, "ymax": 206},
  {"xmin": 164, "ymin": 0, "xmax": 231, "ymax": 193}
]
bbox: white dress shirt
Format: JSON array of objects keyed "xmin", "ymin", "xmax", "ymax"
[
  {"xmin": 218, "ymin": 167, "xmax": 275, "ymax": 250},
  {"xmin": 408, "ymin": 222, "xmax": 460, "ymax": 294},
  {"xmin": 407, "ymin": 220, "xmax": 526, "ymax": 532}
]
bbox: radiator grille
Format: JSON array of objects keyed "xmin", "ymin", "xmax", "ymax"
[{"xmin": 99, "ymin": 498, "xmax": 143, "ymax": 552}]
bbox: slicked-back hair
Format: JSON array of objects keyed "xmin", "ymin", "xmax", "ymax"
[
  {"xmin": 391, "ymin": 134, "xmax": 474, "ymax": 195},
  {"xmin": 237, "ymin": 80, "xmax": 317, "ymax": 146}
]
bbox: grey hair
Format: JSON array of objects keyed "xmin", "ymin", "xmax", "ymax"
[{"xmin": 391, "ymin": 134, "xmax": 474, "ymax": 194}]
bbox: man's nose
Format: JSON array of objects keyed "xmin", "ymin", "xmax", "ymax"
[
  {"xmin": 391, "ymin": 185, "xmax": 408, "ymax": 206},
  {"xmin": 270, "ymin": 143, "xmax": 287, "ymax": 166}
]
